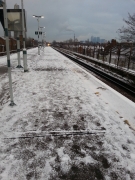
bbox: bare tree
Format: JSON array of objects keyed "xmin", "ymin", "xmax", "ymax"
[{"xmin": 117, "ymin": 13, "xmax": 135, "ymax": 42}]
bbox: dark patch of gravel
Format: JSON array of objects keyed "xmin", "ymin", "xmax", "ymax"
[
  {"xmin": 50, "ymin": 163, "xmax": 104, "ymax": 180},
  {"xmin": 34, "ymin": 68, "xmax": 65, "ymax": 71},
  {"xmin": 0, "ymin": 66, "xmax": 8, "ymax": 75}
]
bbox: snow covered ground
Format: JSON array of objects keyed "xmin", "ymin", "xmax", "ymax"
[{"xmin": 0, "ymin": 47, "xmax": 135, "ymax": 180}]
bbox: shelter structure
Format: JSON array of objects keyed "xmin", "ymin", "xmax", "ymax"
[
  {"xmin": 0, "ymin": 36, "xmax": 18, "ymax": 53},
  {"xmin": 9, "ymin": 37, "xmax": 17, "ymax": 50},
  {"xmin": 0, "ymin": 37, "xmax": 6, "ymax": 52}
]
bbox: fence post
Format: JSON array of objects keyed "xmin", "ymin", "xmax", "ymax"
[
  {"xmin": 117, "ymin": 46, "xmax": 121, "ymax": 67},
  {"xmin": 93, "ymin": 46, "xmax": 95, "ymax": 58},
  {"xmin": 127, "ymin": 47, "xmax": 132, "ymax": 70},
  {"xmin": 109, "ymin": 48, "xmax": 112, "ymax": 64}
]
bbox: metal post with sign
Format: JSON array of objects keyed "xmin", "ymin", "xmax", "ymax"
[
  {"xmin": 21, "ymin": 0, "xmax": 28, "ymax": 72},
  {"xmin": 40, "ymin": 26, "xmax": 45, "ymax": 49},
  {"xmin": 5, "ymin": 8, "xmax": 27, "ymax": 70},
  {"xmin": 14, "ymin": 4, "xmax": 23, "ymax": 69},
  {"xmin": 35, "ymin": 30, "xmax": 43, "ymax": 52},
  {"xmin": 0, "ymin": 0, "xmax": 15, "ymax": 106},
  {"xmin": 33, "ymin": 15, "xmax": 44, "ymax": 55},
  {"xmin": 16, "ymin": 32, "xmax": 23, "ymax": 68}
]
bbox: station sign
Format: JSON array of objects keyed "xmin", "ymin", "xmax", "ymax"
[
  {"xmin": 0, "ymin": 9, "xmax": 27, "ymax": 32},
  {"xmin": 35, "ymin": 31, "xmax": 42, "ymax": 35}
]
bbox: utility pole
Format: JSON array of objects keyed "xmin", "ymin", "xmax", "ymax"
[
  {"xmin": 38, "ymin": 18, "xmax": 40, "ymax": 55},
  {"xmin": 15, "ymin": 4, "xmax": 23, "ymax": 68},
  {"xmin": 21, "ymin": 0, "xmax": 28, "ymax": 72},
  {"xmin": 40, "ymin": 26, "xmax": 45, "ymax": 48},
  {"xmin": 43, "ymin": 32, "xmax": 45, "ymax": 51},
  {"xmin": 16, "ymin": 32, "xmax": 23, "ymax": 68}
]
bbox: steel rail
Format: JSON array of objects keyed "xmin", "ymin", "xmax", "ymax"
[
  {"xmin": 3, "ymin": 131, "xmax": 105, "ymax": 139},
  {"xmin": 54, "ymin": 47, "xmax": 135, "ymax": 96}
]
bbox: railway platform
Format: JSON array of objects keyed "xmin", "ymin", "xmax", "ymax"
[{"xmin": 0, "ymin": 47, "xmax": 135, "ymax": 179}]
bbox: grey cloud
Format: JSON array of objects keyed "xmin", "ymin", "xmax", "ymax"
[{"xmin": 0, "ymin": 0, "xmax": 135, "ymax": 42}]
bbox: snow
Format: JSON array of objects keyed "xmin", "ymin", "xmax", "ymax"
[
  {"xmin": 0, "ymin": 47, "xmax": 135, "ymax": 179},
  {"xmin": 70, "ymin": 49, "xmax": 135, "ymax": 75}
]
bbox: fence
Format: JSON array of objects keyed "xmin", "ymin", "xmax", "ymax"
[{"xmin": 63, "ymin": 44, "xmax": 135, "ymax": 71}]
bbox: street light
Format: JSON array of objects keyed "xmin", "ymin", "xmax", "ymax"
[
  {"xmin": 43, "ymin": 32, "xmax": 46, "ymax": 48},
  {"xmin": 41, "ymin": 31, "xmax": 46, "ymax": 51},
  {"xmin": 33, "ymin": 15, "xmax": 44, "ymax": 55},
  {"xmin": 40, "ymin": 26, "xmax": 45, "ymax": 47},
  {"xmin": 0, "ymin": 0, "xmax": 15, "ymax": 106}
]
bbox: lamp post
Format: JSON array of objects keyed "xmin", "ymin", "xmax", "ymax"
[
  {"xmin": 21, "ymin": 0, "xmax": 28, "ymax": 72},
  {"xmin": 43, "ymin": 32, "xmax": 46, "ymax": 50},
  {"xmin": 33, "ymin": 15, "xmax": 44, "ymax": 55},
  {"xmin": 40, "ymin": 26, "xmax": 45, "ymax": 48},
  {"xmin": 0, "ymin": 0, "xmax": 15, "ymax": 106}
]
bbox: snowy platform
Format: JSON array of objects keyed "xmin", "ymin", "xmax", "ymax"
[{"xmin": 0, "ymin": 47, "xmax": 135, "ymax": 179}]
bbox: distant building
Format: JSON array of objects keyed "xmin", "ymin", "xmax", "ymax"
[
  {"xmin": 91, "ymin": 36, "xmax": 107, "ymax": 43},
  {"xmin": 91, "ymin": 36, "xmax": 100, "ymax": 43},
  {"xmin": 100, "ymin": 39, "xmax": 106, "ymax": 43},
  {"xmin": 91, "ymin": 36, "xmax": 94, "ymax": 42},
  {"xmin": 93, "ymin": 37, "xmax": 97, "ymax": 43},
  {"xmin": 0, "ymin": 36, "xmax": 18, "ymax": 52},
  {"xmin": 9, "ymin": 37, "xmax": 17, "ymax": 50},
  {"xmin": 80, "ymin": 41, "xmax": 85, "ymax": 44},
  {"xmin": 96, "ymin": 37, "xmax": 100, "ymax": 43},
  {"xmin": 0, "ymin": 37, "xmax": 6, "ymax": 52}
]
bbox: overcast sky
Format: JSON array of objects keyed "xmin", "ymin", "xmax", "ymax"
[{"xmin": 0, "ymin": 0, "xmax": 135, "ymax": 42}]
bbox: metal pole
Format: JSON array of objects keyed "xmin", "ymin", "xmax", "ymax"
[
  {"xmin": 117, "ymin": 47, "xmax": 120, "ymax": 67},
  {"xmin": 44, "ymin": 32, "xmax": 46, "ymax": 48},
  {"xmin": 127, "ymin": 47, "xmax": 132, "ymax": 70},
  {"xmin": 21, "ymin": 0, "xmax": 28, "ymax": 72},
  {"xmin": 37, "ymin": 18, "xmax": 40, "ymax": 55},
  {"xmin": 16, "ymin": 32, "xmax": 23, "ymax": 68},
  {"xmin": 109, "ymin": 48, "xmax": 112, "ymax": 64},
  {"xmin": 3, "ymin": 0, "xmax": 15, "ymax": 106},
  {"xmin": 42, "ymin": 32, "xmax": 44, "ymax": 51},
  {"xmin": 40, "ymin": 27, "xmax": 43, "ymax": 48},
  {"xmin": 44, "ymin": 32, "xmax": 45, "ymax": 49}
]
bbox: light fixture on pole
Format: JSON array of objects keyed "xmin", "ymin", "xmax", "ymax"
[
  {"xmin": 0, "ymin": 0, "xmax": 15, "ymax": 106},
  {"xmin": 43, "ymin": 32, "xmax": 46, "ymax": 48},
  {"xmin": 33, "ymin": 15, "xmax": 44, "ymax": 55},
  {"xmin": 42, "ymin": 31, "xmax": 46, "ymax": 51}
]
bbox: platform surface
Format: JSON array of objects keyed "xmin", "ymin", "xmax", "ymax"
[{"xmin": 0, "ymin": 47, "xmax": 135, "ymax": 179}]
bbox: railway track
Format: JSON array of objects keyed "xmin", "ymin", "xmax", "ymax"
[{"xmin": 53, "ymin": 47, "xmax": 135, "ymax": 100}]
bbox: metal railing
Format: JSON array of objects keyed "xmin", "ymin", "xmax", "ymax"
[{"xmin": 62, "ymin": 45, "xmax": 135, "ymax": 72}]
